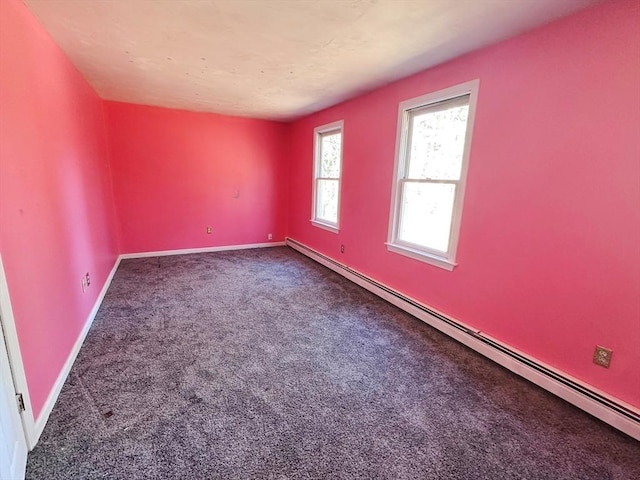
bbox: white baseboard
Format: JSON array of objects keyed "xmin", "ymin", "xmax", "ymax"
[
  {"xmin": 32, "ymin": 256, "xmax": 122, "ymax": 446},
  {"xmin": 31, "ymin": 240, "xmax": 285, "ymax": 444},
  {"xmin": 285, "ymin": 237, "xmax": 640, "ymax": 440},
  {"xmin": 119, "ymin": 241, "xmax": 286, "ymax": 259}
]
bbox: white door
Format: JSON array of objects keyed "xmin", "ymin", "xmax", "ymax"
[{"xmin": 0, "ymin": 314, "xmax": 27, "ymax": 480}]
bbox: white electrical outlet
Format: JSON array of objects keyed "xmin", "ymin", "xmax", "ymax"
[
  {"xmin": 268, "ymin": 233, "xmax": 273, "ymax": 240},
  {"xmin": 593, "ymin": 345, "xmax": 613, "ymax": 368},
  {"xmin": 81, "ymin": 276, "xmax": 87, "ymax": 293}
]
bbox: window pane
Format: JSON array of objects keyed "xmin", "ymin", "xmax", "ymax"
[
  {"xmin": 320, "ymin": 132, "xmax": 341, "ymax": 178},
  {"xmin": 407, "ymin": 97, "xmax": 469, "ymax": 180},
  {"xmin": 398, "ymin": 182, "xmax": 456, "ymax": 253},
  {"xmin": 316, "ymin": 179, "xmax": 339, "ymax": 223}
]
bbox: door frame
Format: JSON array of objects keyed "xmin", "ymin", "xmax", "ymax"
[
  {"xmin": 0, "ymin": 253, "xmax": 36, "ymax": 449},
  {"xmin": 1, "ymin": 307, "xmax": 28, "ymax": 479}
]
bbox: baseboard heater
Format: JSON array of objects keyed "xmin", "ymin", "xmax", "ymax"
[{"xmin": 285, "ymin": 237, "xmax": 640, "ymax": 440}]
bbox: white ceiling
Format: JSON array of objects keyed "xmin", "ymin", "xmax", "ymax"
[{"xmin": 24, "ymin": 0, "xmax": 599, "ymax": 121}]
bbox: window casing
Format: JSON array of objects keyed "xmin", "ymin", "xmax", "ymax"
[
  {"xmin": 387, "ymin": 80, "xmax": 479, "ymax": 270},
  {"xmin": 311, "ymin": 120, "xmax": 344, "ymax": 233}
]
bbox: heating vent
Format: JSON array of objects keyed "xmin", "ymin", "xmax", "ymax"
[{"xmin": 285, "ymin": 237, "xmax": 640, "ymax": 433}]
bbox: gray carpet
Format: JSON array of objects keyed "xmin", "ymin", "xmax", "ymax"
[{"xmin": 26, "ymin": 247, "xmax": 639, "ymax": 479}]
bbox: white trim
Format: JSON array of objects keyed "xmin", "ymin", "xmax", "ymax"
[
  {"xmin": 385, "ymin": 242, "xmax": 456, "ymax": 271},
  {"xmin": 0, "ymin": 256, "xmax": 31, "ymax": 480},
  {"xmin": 311, "ymin": 120, "xmax": 344, "ymax": 230},
  {"xmin": 285, "ymin": 237, "xmax": 640, "ymax": 441},
  {"xmin": 33, "ymin": 256, "xmax": 122, "ymax": 445},
  {"xmin": 387, "ymin": 79, "xmax": 479, "ymax": 270},
  {"xmin": 9, "ymin": 240, "xmax": 285, "ymax": 448},
  {"xmin": 0, "ymin": 254, "xmax": 36, "ymax": 450},
  {"xmin": 310, "ymin": 220, "xmax": 340, "ymax": 234},
  {"xmin": 119, "ymin": 241, "xmax": 285, "ymax": 259}
]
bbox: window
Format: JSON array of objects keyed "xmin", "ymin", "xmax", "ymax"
[
  {"xmin": 312, "ymin": 120, "xmax": 344, "ymax": 233},
  {"xmin": 387, "ymin": 80, "xmax": 479, "ymax": 270}
]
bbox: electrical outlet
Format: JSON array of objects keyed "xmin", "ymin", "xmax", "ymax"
[
  {"xmin": 340, "ymin": 244, "xmax": 345, "ymax": 253},
  {"xmin": 81, "ymin": 276, "xmax": 87, "ymax": 293},
  {"xmin": 206, "ymin": 226, "xmax": 213, "ymax": 234},
  {"xmin": 593, "ymin": 345, "xmax": 613, "ymax": 368},
  {"xmin": 268, "ymin": 233, "xmax": 273, "ymax": 240},
  {"xmin": 85, "ymin": 272, "xmax": 91, "ymax": 287}
]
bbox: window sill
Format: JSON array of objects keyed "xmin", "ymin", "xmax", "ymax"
[
  {"xmin": 311, "ymin": 220, "xmax": 340, "ymax": 234},
  {"xmin": 385, "ymin": 242, "xmax": 457, "ymax": 271}
]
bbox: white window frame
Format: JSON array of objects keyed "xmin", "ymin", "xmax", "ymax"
[
  {"xmin": 387, "ymin": 79, "xmax": 479, "ymax": 271},
  {"xmin": 311, "ymin": 120, "xmax": 344, "ymax": 233}
]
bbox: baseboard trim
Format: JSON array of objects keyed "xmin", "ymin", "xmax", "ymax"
[
  {"xmin": 119, "ymin": 241, "xmax": 286, "ymax": 259},
  {"xmin": 31, "ymin": 241, "xmax": 286, "ymax": 446},
  {"xmin": 32, "ymin": 256, "xmax": 122, "ymax": 446},
  {"xmin": 285, "ymin": 237, "xmax": 640, "ymax": 440}
]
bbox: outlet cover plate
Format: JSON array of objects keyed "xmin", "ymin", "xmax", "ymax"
[{"xmin": 593, "ymin": 345, "xmax": 613, "ymax": 368}]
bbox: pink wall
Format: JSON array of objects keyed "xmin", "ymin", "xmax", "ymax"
[
  {"xmin": 1, "ymin": 0, "xmax": 637, "ymax": 422},
  {"xmin": 105, "ymin": 102, "xmax": 289, "ymax": 253},
  {"xmin": 0, "ymin": 0, "xmax": 119, "ymax": 417},
  {"xmin": 287, "ymin": 0, "xmax": 640, "ymax": 407}
]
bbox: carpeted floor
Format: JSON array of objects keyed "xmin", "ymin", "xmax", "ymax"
[{"xmin": 26, "ymin": 247, "xmax": 639, "ymax": 479}]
